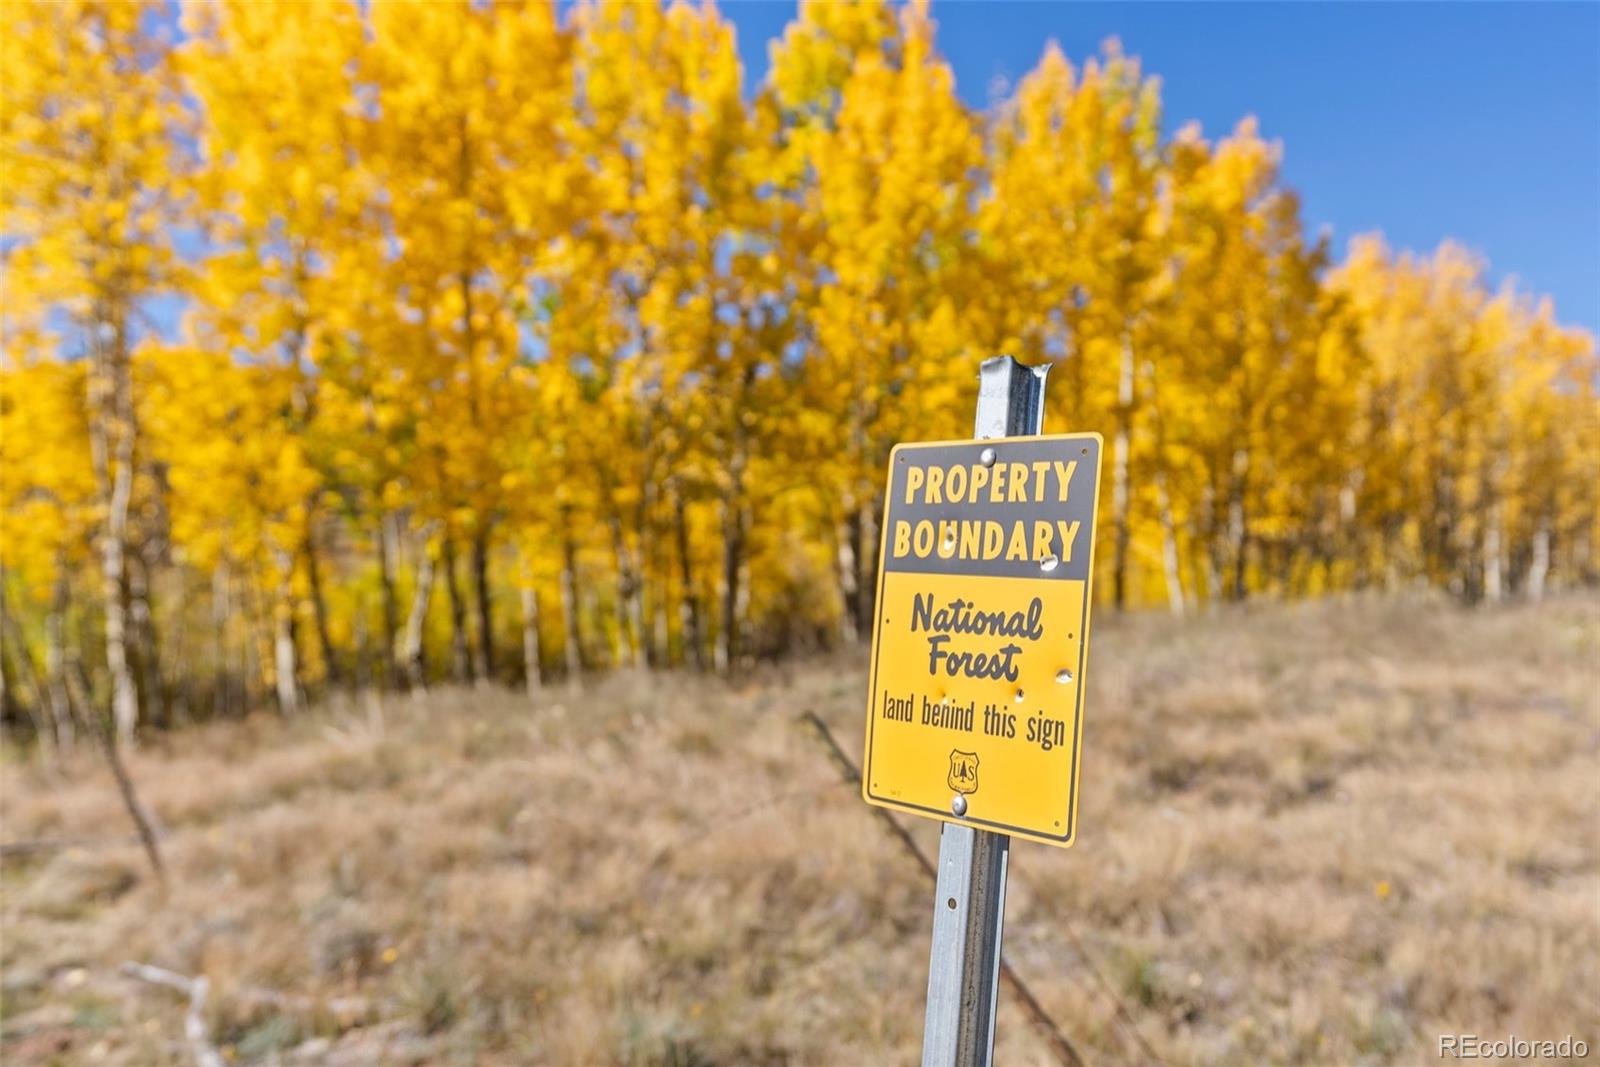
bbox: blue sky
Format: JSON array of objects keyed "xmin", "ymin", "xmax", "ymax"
[{"xmin": 723, "ymin": 1, "xmax": 1600, "ymax": 335}]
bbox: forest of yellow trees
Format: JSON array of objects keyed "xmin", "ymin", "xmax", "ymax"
[{"xmin": 2, "ymin": 0, "xmax": 1596, "ymax": 749}]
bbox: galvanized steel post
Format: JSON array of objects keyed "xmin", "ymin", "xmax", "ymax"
[{"xmin": 921, "ymin": 355, "xmax": 1050, "ymax": 1067}]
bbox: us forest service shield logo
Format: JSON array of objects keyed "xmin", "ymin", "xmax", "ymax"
[{"xmin": 948, "ymin": 750, "xmax": 980, "ymax": 795}]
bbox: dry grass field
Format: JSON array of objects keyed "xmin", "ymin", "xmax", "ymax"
[{"xmin": 2, "ymin": 593, "xmax": 1597, "ymax": 1066}]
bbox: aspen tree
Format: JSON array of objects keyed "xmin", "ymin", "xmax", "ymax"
[
  {"xmin": 3, "ymin": 6, "xmax": 1596, "ymax": 726},
  {"xmin": 180, "ymin": 0, "xmax": 374, "ymax": 690},
  {"xmin": 368, "ymin": 0, "xmax": 571, "ymax": 684},
  {"xmin": 2, "ymin": 0, "xmax": 183, "ymax": 743},
  {"xmin": 978, "ymin": 41, "xmax": 1164, "ymax": 608},
  {"xmin": 788, "ymin": 0, "xmax": 978, "ymax": 635}
]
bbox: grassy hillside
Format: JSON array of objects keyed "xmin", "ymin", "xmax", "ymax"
[{"xmin": 3, "ymin": 594, "xmax": 1597, "ymax": 1066}]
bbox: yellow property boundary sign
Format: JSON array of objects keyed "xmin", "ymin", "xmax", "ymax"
[{"xmin": 862, "ymin": 433, "xmax": 1102, "ymax": 847}]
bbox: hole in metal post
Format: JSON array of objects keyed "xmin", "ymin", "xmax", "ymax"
[{"xmin": 946, "ymin": 897, "xmax": 957, "ymax": 910}]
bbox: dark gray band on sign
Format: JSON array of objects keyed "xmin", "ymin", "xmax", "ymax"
[{"xmin": 883, "ymin": 436, "xmax": 1100, "ymax": 582}]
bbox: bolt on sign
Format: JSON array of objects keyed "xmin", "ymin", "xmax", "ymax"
[{"xmin": 862, "ymin": 435, "xmax": 1102, "ymax": 847}]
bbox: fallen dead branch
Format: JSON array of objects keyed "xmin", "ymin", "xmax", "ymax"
[{"xmin": 119, "ymin": 962, "xmax": 224, "ymax": 1067}]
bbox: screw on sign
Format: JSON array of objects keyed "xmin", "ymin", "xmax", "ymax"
[{"xmin": 860, "ymin": 355, "xmax": 1103, "ymax": 1067}]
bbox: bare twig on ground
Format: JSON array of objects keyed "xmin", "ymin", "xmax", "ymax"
[{"xmin": 119, "ymin": 962, "xmax": 224, "ymax": 1067}]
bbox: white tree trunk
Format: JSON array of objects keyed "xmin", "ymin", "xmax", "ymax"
[
  {"xmin": 835, "ymin": 516, "xmax": 860, "ymax": 645},
  {"xmin": 1527, "ymin": 520, "xmax": 1551, "ymax": 602},
  {"xmin": 1483, "ymin": 503, "xmax": 1504, "ymax": 604},
  {"xmin": 401, "ymin": 539, "xmax": 436, "ymax": 697},
  {"xmin": 1111, "ymin": 335, "xmax": 1135, "ymax": 609},
  {"xmin": 88, "ymin": 323, "xmax": 141, "ymax": 747},
  {"xmin": 103, "ymin": 446, "xmax": 139, "ymax": 745},
  {"xmin": 1157, "ymin": 476, "xmax": 1186, "ymax": 618},
  {"xmin": 612, "ymin": 526, "xmax": 645, "ymax": 670},
  {"xmin": 272, "ymin": 551, "xmax": 300, "ymax": 716}
]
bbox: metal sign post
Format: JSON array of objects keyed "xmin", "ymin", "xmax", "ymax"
[{"xmin": 921, "ymin": 355, "xmax": 1049, "ymax": 1067}]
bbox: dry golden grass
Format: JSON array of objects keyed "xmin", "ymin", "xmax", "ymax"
[{"xmin": 2, "ymin": 593, "xmax": 1597, "ymax": 1066}]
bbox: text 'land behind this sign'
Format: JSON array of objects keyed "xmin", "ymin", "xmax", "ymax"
[{"xmin": 862, "ymin": 434, "xmax": 1102, "ymax": 847}]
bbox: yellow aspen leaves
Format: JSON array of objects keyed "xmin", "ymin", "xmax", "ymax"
[{"xmin": 1, "ymin": 2, "xmax": 1593, "ymax": 717}]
